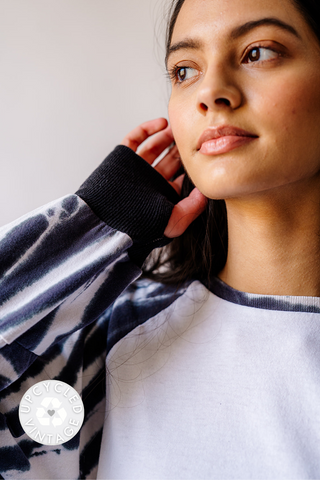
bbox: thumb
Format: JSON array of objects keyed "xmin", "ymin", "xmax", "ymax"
[{"xmin": 164, "ymin": 188, "xmax": 208, "ymax": 238}]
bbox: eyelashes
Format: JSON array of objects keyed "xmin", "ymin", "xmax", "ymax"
[
  {"xmin": 167, "ymin": 45, "xmax": 282, "ymax": 85},
  {"xmin": 167, "ymin": 65, "xmax": 199, "ymax": 84},
  {"xmin": 242, "ymin": 46, "xmax": 280, "ymax": 64}
]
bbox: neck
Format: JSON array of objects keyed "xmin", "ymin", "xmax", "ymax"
[{"xmin": 218, "ymin": 180, "xmax": 320, "ymax": 296}]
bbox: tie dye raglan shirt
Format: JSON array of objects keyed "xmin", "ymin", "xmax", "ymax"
[
  {"xmin": 2, "ymin": 146, "xmax": 320, "ymax": 480},
  {"xmin": 0, "ymin": 145, "xmax": 181, "ymax": 479}
]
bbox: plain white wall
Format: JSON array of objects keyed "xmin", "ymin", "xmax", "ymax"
[{"xmin": 0, "ymin": 0, "xmax": 172, "ymax": 226}]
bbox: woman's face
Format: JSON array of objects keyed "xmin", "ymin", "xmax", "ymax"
[{"xmin": 167, "ymin": 0, "xmax": 320, "ymax": 200}]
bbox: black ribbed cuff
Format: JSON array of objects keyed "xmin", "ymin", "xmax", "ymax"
[{"xmin": 76, "ymin": 145, "xmax": 180, "ymax": 261}]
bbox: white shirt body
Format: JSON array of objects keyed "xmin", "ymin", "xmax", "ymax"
[{"xmin": 98, "ymin": 280, "xmax": 320, "ymax": 479}]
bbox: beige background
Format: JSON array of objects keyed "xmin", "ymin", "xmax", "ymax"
[{"xmin": 0, "ymin": 0, "xmax": 171, "ymax": 226}]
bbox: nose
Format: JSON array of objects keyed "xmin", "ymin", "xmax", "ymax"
[{"xmin": 197, "ymin": 64, "xmax": 242, "ymax": 113}]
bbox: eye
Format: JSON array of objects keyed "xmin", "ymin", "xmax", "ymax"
[
  {"xmin": 170, "ymin": 66, "xmax": 199, "ymax": 84},
  {"xmin": 244, "ymin": 46, "xmax": 279, "ymax": 64}
]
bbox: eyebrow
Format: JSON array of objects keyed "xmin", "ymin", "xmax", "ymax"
[
  {"xmin": 231, "ymin": 17, "xmax": 301, "ymax": 40},
  {"xmin": 166, "ymin": 17, "xmax": 301, "ymax": 65}
]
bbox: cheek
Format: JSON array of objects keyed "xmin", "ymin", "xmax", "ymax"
[
  {"xmin": 252, "ymin": 72, "xmax": 320, "ymax": 140},
  {"xmin": 248, "ymin": 72, "xmax": 320, "ymax": 176},
  {"xmin": 168, "ymin": 96, "xmax": 195, "ymax": 153}
]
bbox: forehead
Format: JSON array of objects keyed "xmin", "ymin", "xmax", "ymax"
[{"xmin": 171, "ymin": 0, "xmax": 308, "ymax": 42}]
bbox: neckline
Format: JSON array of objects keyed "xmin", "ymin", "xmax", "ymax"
[{"xmin": 207, "ymin": 276, "xmax": 320, "ymax": 313}]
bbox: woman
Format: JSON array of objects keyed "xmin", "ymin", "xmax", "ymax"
[{"xmin": 1, "ymin": 0, "xmax": 320, "ymax": 478}]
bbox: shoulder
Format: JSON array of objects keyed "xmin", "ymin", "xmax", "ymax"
[{"xmin": 99, "ymin": 276, "xmax": 193, "ymax": 355}]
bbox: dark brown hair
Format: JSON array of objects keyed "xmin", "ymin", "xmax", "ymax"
[{"xmin": 143, "ymin": 0, "xmax": 320, "ymax": 285}]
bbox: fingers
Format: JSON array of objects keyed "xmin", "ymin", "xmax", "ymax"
[
  {"xmin": 121, "ymin": 118, "xmax": 181, "ymax": 180},
  {"xmin": 164, "ymin": 188, "xmax": 208, "ymax": 238},
  {"xmin": 138, "ymin": 126, "xmax": 174, "ymax": 164},
  {"xmin": 121, "ymin": 118, "xmax": 168, "ymax": 155},
  {"xmin": 155, "ymin": 145, "xmax": 181, "ymax": 179},
  {"xmin": 168, "ymin": 173, "xmax": 184, "ymax": 195},
  {"xmin": 121, "ymin": 118, "xmax": 207, "ymax": 240}
]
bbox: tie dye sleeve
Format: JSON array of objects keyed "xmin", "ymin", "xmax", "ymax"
[{"xmin": 0, "ymin": 145, "xmax": 179, "ymax": 386}]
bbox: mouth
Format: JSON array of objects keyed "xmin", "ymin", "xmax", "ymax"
[{"xmin": 197, "ymin": 125, "xmax": 258, "ymax": 155}]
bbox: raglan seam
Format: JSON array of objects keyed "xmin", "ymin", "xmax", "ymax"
[{"xmin": 106, "ymin": 280, "xmax": 195, "ymax": 361}]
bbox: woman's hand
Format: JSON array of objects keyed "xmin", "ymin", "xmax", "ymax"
[{"xmin": 121, "ymin": 117, "xmax": 208, "ymax": 238}]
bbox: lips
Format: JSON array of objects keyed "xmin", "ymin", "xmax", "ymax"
[{"xmin": 197, "ymin": 125, "xmax": 258, "ymax": 155}]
